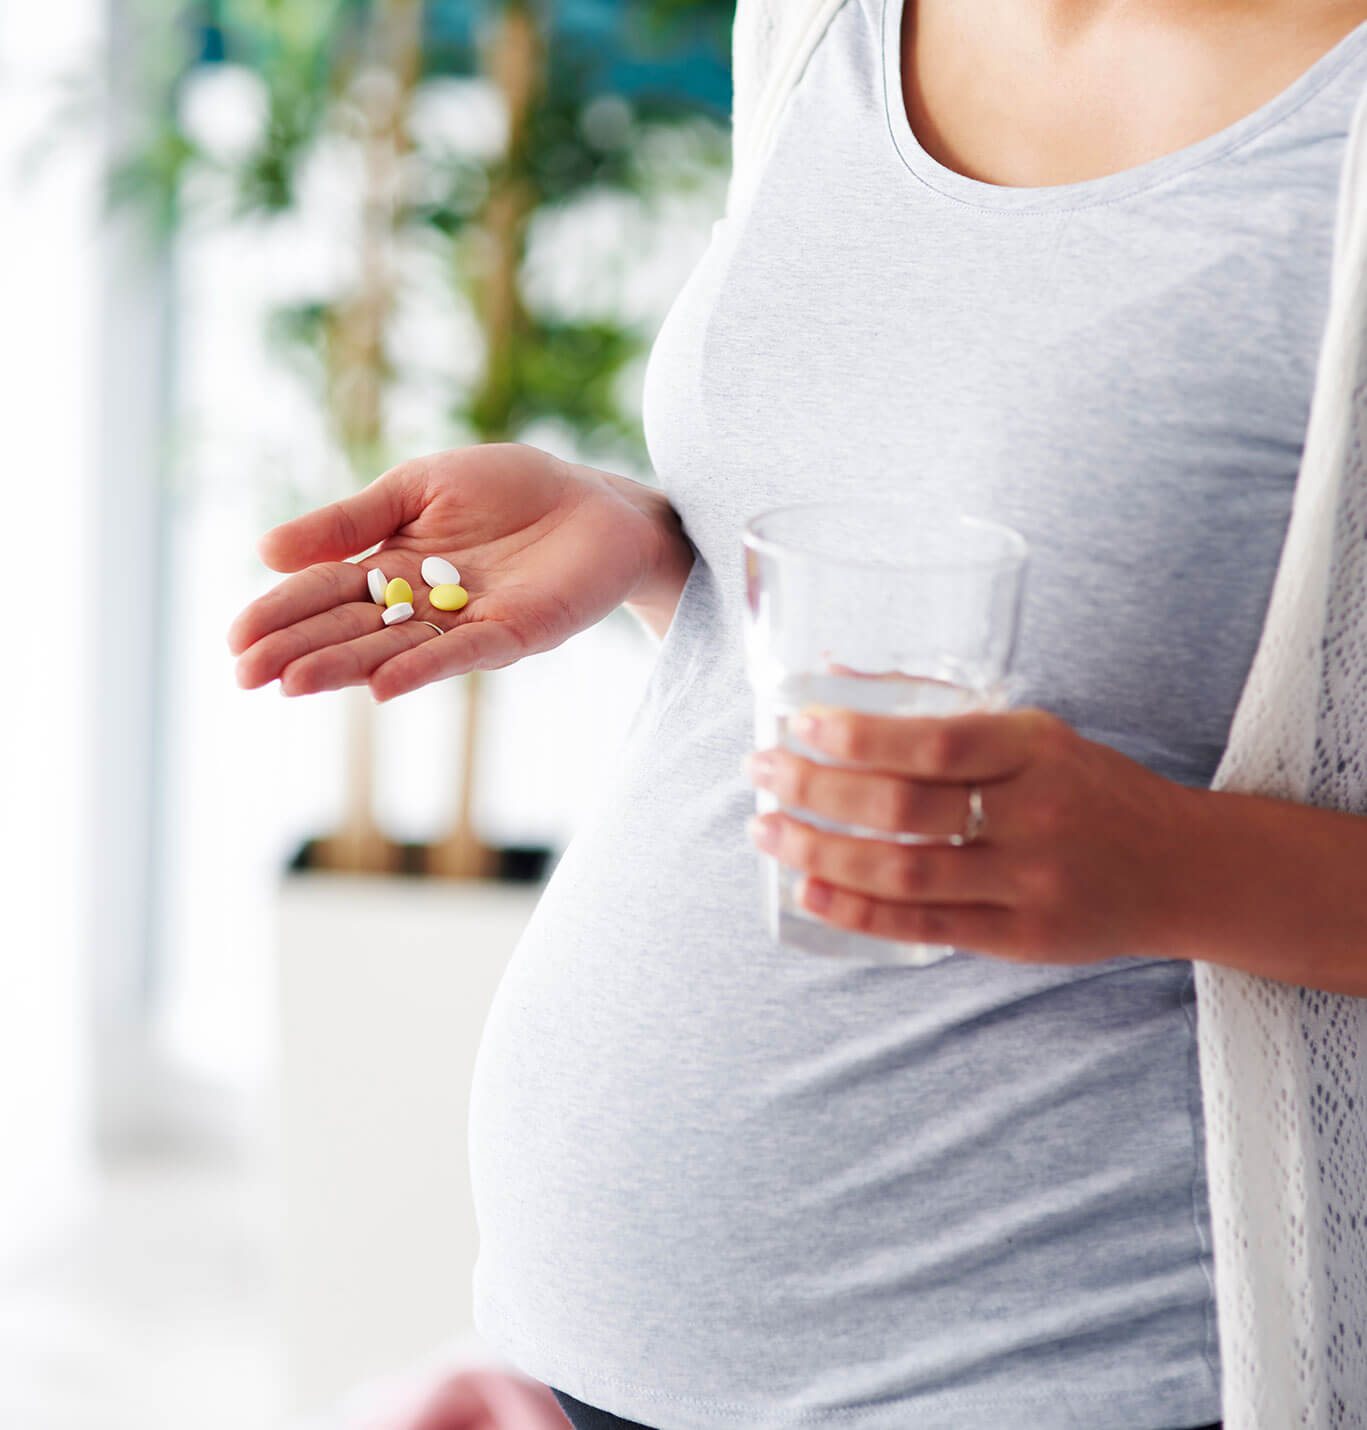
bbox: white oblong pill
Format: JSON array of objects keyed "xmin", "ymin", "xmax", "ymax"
[
  {"xmin": 421, "ymin": 556, "xmax": 461, "ymax": 588},
  {"xmin": 381, "ymin": 601, "xmax": 413, "ymax": 626},
  {"xmin": 367, "ymin": 568, "xmax": 387, "ymax": 605}
]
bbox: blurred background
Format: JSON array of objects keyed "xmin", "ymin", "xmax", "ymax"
[{"xmin": 2, "ymin": 1, "xmax": 732, "ymax": 1423}]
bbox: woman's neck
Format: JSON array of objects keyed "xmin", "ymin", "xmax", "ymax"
[{"xmin": 900, "ymin": 0, "xmax": 1367, "ymax": 187}]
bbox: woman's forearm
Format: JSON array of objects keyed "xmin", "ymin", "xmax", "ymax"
[
  {"xmin": 589, "ymin": 467, "xmax": 697, "ymax": 642},
  {"xmin": 1167, "ymin": 785, "xmax": 1367, "ymax": 997}
]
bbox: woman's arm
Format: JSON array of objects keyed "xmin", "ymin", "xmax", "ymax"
[
  {"xmin": 580, "ymin": 465, "xmax": 697, "ymax": 643},
  {"xmin": 1162, "ymin": 786, "xmax": 1367, "ymax": 997}
]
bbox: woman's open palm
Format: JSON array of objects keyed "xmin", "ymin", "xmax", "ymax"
[{"xmin": 227, "ymin": 443, "xmax": 666, "ymax": 702}]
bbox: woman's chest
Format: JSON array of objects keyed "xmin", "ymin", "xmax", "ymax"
[
  {"xmin": 646, "ymin": 1, "xmax": 1345, "ymax": 583},
  {"xmin": 644, "ymin": 181, "xmax": 1334, "ymax": 617},
  {"xmin": 640, "ymin": 0, "xmax": 1350, "ymax": 768}
]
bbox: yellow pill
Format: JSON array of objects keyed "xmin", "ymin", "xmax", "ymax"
[
  {"xmin": 429, "ymin": 583, "xmax": 468, "ymax": 612},
  {"xmin": 384, "ymin": 577, "xmax": 413, "ymax": 608}
]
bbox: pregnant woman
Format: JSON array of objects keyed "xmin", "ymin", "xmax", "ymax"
[{"xmin": 228, "ymin": 0, "xmax": 1367, "ymax": 1425}]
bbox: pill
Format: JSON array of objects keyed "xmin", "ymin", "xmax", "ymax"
[
  {"xmin": 382, "ymin": 602, "xmax": 413, "ymax": 626},
  {"xmin": 367, "ymin": 568, "xmax": 387, "ymax": 605},
  {"xmin": 384, "ymin": 577, "xmax": 413, "ymax": 608},
  {"xmin": 429, "ymin": 583, "xmax": 468, "ymax": 612},
  {"xmin": 422, "ymin": 556, "xmax": 461, "ymax": 588}
]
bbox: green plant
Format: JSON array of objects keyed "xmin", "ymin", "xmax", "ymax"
[{"xmin": 97, "ymin": 0, "xmax": 734, "ymax": 875}]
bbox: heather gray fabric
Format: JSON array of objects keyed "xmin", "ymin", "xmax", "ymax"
[{"xmin": 467, "ymin": 3, "xmax": 1367, "ymax": 1425}]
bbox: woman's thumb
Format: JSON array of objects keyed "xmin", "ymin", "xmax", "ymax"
[{"xmin": 257, "ymin": 464, "xmax": 426, "ymax": 571}]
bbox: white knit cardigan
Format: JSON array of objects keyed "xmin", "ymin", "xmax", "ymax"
[{"xmin": 720, "ymin": 3, "xmax": 1367, "ymax": 1426}]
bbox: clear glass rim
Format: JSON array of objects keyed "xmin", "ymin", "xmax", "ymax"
[{"xmin": 742, "ymin": 499, "xmax": 1030, "ymax": 572}]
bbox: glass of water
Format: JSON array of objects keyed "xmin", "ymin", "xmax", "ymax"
[{"xmin": 741, "ymin": 498, "xmax": 1029, "ymax": 967}]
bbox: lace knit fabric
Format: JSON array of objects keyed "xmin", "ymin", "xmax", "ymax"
[{"xmin": 725, "ymin": 4, "xmax": 1367, "ymax": 1425}]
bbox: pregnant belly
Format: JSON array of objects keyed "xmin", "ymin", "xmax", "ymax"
[{"xmin": 467, "ymin": 748, "xmax": 1209, "ymax": 1395}]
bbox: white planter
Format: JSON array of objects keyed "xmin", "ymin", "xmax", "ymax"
[{"xmin": 276, "ymin": 871, "xmax": 543, "ymax": 1415}]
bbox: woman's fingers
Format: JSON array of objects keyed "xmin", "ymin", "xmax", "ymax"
[
  {"xmin": 279, "ymin": 613, "xmax": 519, "ymax": 698},
  {"xmin": 227, "ymin": 562, "xmax": 371, "ymax": 657},
  {"xmin": 256, "ymin": 464, "xmax": 427, "ymax": 572},
  {"xmin": 235, "ymin": 601, "xmax": 387, "ymax": 689},
  {"xmin": 748, "ymin": 748, "xmax": 986, "ymax": 839},
  {"xmin": 750, "ymin": 812, "xmax": 1017, "ymax": 906},
  {"xmin": 371, "ymin": 618, "xmax": 525, "ymax": 701},
  {"xmin": 279, "ymin": 620, "xmax": 440, "ymax": 696}
]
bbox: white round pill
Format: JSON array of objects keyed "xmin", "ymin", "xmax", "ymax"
[
  {"xmin": 367, "ymin": 568, "xmax": 387, "ymax": 605},
  {"xmin": 421, "ymin": 556, "xmax": 461, "ymax": 588},
  {"xmin": 381, "ymin": 601, "xmax": 413, "ymax": 626}
]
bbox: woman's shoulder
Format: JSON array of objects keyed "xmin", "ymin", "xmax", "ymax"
[{"xmin": 728, "ymin": 0, "xmax": 849, "ymax": 213}]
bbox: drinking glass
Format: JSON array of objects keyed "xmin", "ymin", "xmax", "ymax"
[{"xmin": 741, "ymin": 498, "xmax": 1029, "ymax": 966}]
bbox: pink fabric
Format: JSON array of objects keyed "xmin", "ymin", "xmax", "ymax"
[{"xmin": 387, "ymin": 1369, "xmax": 570, "ymax": 1430}]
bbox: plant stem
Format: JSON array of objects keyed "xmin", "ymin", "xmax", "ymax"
[{"xmin": 428, "ymin": 0, "xmax": 546, "ymax": 880}]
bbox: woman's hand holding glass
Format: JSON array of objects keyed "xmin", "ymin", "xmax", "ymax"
[
  {"xmin": 743, "ymin": 703, "xmax": 1205, "ymax": 967},
  {"xmin": 227, "ymin": 442, "xmax": 684, "ymax": 701}
]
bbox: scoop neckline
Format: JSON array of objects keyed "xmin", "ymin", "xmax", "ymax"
[{"xmin": 880, "ymin": 0, "xmax": 1367, "ymax": 213}]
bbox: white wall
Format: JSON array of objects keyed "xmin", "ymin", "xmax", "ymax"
[{"xmin": 0, "ymin": 0, "xmax": 102, "ymax": 1261}]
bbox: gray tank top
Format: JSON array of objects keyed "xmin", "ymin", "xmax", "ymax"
[{"xmin": 468, "ymin": 3, "xmax": 1367, "ymax": 1424}]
